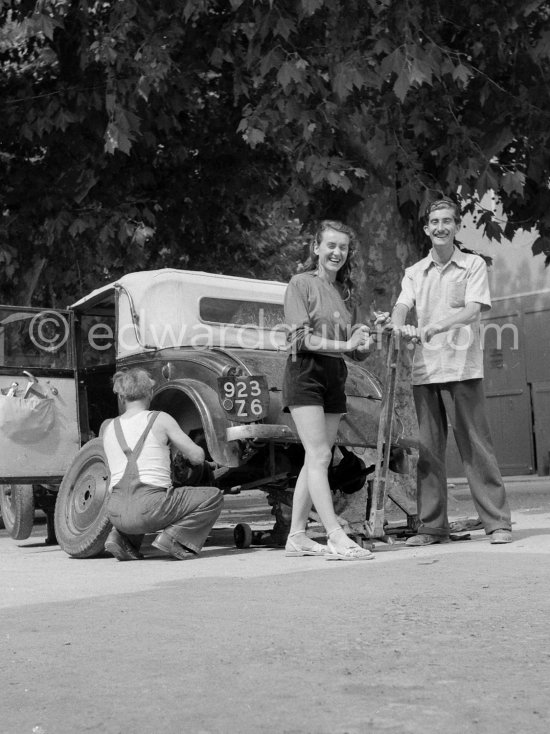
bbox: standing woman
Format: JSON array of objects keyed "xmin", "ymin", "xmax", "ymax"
[{"xmin": 283, "ymin": 220, "xmax": 375, "ymax": 560}]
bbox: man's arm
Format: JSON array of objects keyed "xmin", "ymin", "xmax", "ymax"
[
  {"xmin": 390, "ymin": 303, "xmax": 421, "ymax": 341},
  {"xmin": 98, "ymin": 418, "xmax": 111, "ymax": 439},
  {"xmin": 390, "ymin": 303, "xmax": 410, "ymax": 329},
  {"xmin": 158, "ymin": 413, "xmax": 205, "ymax": 465},
  {"xmin": 390, "ymin": 269, "xmax": 416, "ymax": 338},
  {"xmin": 391, "ymin": 301, "xmax": 481, "ymax": 343},
  {"xmin": 422, "ymin": 301, "xmax": 481, "ymax": 342}
]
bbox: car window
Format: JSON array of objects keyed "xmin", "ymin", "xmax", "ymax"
[
  {"xmin": 0, "ymin": 308, "xmax": 73, "ymax": 369},
  {"xmin": 200, "ymin": 298, "xmax": 285, "ymax": 330},
  {"xmin": 78, "ymin": 312, "xmax": 116, "ymax": 367}
]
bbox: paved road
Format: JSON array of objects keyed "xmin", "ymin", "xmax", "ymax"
[{"xmin": 2, "ymin": 480, "xmax": 550, "ymax": 734}]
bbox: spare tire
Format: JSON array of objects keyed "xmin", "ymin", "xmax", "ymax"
[
  {"xmin": 0, "ymin": 484, "xmax": 34, "ymax": 540},
  {"xmin": 54, "ymin": 439, "xmax": 112, "ymax": 558}
]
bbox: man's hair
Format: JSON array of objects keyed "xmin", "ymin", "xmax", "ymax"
[
  {"xmin": 425, "ymin": 198, "xmax": 461, "ymax": 224},
  {"xmin": 112, "ymin": 368, "xmax": 155, "ymax": 402}
]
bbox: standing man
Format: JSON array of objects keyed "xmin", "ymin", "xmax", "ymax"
[{"xmin": 391, "ymin": 198, "xmax": 512, "ymax": 546}]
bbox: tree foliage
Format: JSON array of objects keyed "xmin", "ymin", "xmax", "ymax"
[{"xmin": 1, "ymin": 0, "xmax": 549, "ymax": 305}]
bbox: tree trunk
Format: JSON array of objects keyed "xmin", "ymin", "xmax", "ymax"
[{"xmin": 345, "ymin": 187, "xmax": 421, "ymax": 521}]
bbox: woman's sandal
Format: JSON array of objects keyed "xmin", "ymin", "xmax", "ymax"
[
  {"xmin": 325, "ymin": 538, "xmax": 375, "ymax": 561},
  {"xmin": 285, "ymin": 531, "xmax": 327, "ymax": 557}
]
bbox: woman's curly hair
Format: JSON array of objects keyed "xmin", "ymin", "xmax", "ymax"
[{"xmin": 303, "ymin": 220, "xmax": 359, "ymax": 304}]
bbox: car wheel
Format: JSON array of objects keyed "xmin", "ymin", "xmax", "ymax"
[
  {"xmin": 54, "ymin": 439, "xmax": 112, "ymax": 558},
  {"xmin": 234, "ymin": 522, "xmax": 253, "ymax": 548},
  {"xmin": 0, "ymin": 484, "xmax": 34, "ymax": 540}
]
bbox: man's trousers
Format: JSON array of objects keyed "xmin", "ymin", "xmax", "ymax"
[{"xmin": 412, "ymin": 379, "xmax": 511, "ymax": 537}]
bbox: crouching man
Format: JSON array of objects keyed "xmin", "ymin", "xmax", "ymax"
[{"xmin": 101, "ymin": 368, "xmax": 223, "ymax": 561}]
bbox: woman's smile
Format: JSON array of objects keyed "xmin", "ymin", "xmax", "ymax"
[{"xmin": 314, "ymin": 228, "xmax": 350, "ymax": 280}]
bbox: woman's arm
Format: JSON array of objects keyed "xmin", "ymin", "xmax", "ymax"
[
  {"xmin": 303, "ymin": 326, "xmax": 372, "ymax": 355},
  {"xmin": 285, "ymin": 277, "xmax": 371, "ymax": 355}
]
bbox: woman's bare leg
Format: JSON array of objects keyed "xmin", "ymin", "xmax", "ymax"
[{"xmin": 288, "ymin": 406, "xmax": 363, "ymax": 553}]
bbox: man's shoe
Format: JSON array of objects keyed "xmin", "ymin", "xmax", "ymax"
[
  {"xmin": 490, "ymin": 529, "xmax": 512, "ymax": 544},
  {"xmin": 105, "ymin": 528, "xmax": 143, "ymax": 561},
  {"xmin": 152, "ymin": 531, "xmax": 193, "ymax": 560},
  {"xmin": 405, "ymin": 533, "xmax": 448, "ymax": 547}
]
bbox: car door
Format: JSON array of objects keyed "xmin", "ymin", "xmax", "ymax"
[{"xmin": 0, "ymin": 306, "xmax": 81, "ymax": 482}]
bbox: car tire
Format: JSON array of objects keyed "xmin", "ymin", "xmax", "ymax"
[
  {"xmin": 234, "ymin": 522, "xmax": 253, "ymax": 549},
  {"xmin": 54, "ymin": 439, "xmax": 112, "ymax": 558},
  {"xmin": 0, "ymin": 484, "xmax": 35, "ymax": 540}
]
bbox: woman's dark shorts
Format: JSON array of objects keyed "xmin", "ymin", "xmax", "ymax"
[{"xmin": 282, "ymin": 353, "xmax": 348, "ymax": 414}]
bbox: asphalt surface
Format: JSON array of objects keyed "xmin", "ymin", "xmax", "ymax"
[{"xmin": 2, "ymin": 477, "xmax": 550, "ymax": 734}]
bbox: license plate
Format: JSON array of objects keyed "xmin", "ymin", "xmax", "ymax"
[{"xmin": 217, "ymin": 375, "xmax": 269, "ymax": 422}]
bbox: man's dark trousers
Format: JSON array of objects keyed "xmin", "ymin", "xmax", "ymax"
[{"xmin": 413, "ymin": 378, "xmax": 511, "ymax": 537}]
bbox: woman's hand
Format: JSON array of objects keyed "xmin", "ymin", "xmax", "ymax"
[
  {"xmin": 372, "ymin": 311, "xmax": 391, "ymax": 329},
  {"xmin": 348, "ymin": 325, "xmax": 372, "ymax": 352}
]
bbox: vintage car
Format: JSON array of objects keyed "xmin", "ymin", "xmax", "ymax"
[{"xmin": 0, "ymin": 268, "xmax": 415, "ymax": 556}]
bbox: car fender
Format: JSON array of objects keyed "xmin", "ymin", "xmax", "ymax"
[{"xmin": 153, "ymin": 378, "xmax": 241, "ymax": 467}]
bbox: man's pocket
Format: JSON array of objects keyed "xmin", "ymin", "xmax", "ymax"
[{"xmin": 447, "ymin": 280, "xmax": 466, "ymax": 308}]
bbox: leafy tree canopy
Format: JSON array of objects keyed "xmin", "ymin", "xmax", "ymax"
[{"xmin": 1, "ymin": 0, "xmax": 549, "ymax": 305}]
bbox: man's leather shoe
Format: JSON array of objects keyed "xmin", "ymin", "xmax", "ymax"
[
  {"xmin": 152, "ymin": 531, "xmax": 193, "ymax": 560},
  {"xmin": 405, "ymin": 533, "xmax": 448, "ymax": 547},
  {"xmin": 105, "ymin": 528, "xmax": 143, "ymax": 561},
  {"xmin": 490, "ymin": 529, "xmax": 512, "ymax": 544}
]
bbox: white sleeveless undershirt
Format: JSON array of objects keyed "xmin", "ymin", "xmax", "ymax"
[{"xmin": 103, "ymin": 411, "xmax": 172, "ymax": 489}]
